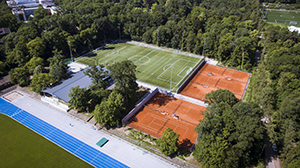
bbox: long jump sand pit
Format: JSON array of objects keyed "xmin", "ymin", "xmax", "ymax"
[
  {"xmin": 180, "ymin": 64, "xmax": 250, "ymax": 100},
  {"xmin": 127, "ymin": 93, "xmax": 206, "ymax": 151}
]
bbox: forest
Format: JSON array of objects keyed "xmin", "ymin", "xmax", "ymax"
[{"xmin": 0, "ymin": 0, "xmax": 299, "ymax": 167}]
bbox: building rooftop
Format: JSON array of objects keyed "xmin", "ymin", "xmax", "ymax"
[
  {"xmin": 42, "ymin": 65, "xmax": 110, "ymax": 103},
  {"xmin": 0, "ymin": 28, "xmax": 11, "ymax": 36},
  {"xmin": 41, "ymin": 69, "xmax": 93, "ymax": 103}
]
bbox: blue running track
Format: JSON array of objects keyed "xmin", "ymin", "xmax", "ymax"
[{"xmin": 0, "ymin": 98, "xmax": 129, "ymax": 168}]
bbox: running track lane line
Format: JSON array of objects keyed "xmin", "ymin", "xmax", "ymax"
[{"xmin": 0, "ymin": 98, "xmax": 129, "ymax": 168}]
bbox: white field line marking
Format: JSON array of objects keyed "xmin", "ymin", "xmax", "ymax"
[
  {"xmin": 177, "ymin": 66, "xmax": 193, "ymax": 78},
  {"xmin": 76, "ymin": 57, "xmax": 96, "ymax": 63},
  {"xmin": 135, "ymin": 56, "xmax": 151, "ymax": 65},
  {"xmin": 173, "ymin": 59, "xmax": 203, "ymax": 90},
  {"xmin": 157, "ymin": 59, "xmax": 181, "ymax": 81},
  {"xmin": 134, "ymin": 50, "xmax": 156, "ymax": 64},
  {"xmin": 98, "ymin": 46, "xmax": 127, "ymax": 63}
]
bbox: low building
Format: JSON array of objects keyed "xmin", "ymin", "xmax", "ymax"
[
  {"xmin": 0, "ymin": 27, "xmax": 11, "ymax": 39},
  {"xmin": 288, "ymin": 26, "xmax": 300, "ymax": 34},
  {"xmin": 41, "ymin": 64, "xmax": 111, "ymax": 112},
  {"xmin": 6, "ymin": 0, "xmax": 57, "ymax": 21}
]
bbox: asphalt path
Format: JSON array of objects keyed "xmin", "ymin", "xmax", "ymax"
[
  {"xmin": 11, "ymin": 94, "xmax": 175, "ymax": 168},
  {"xmin": 265, "ymin": 142, "xmax": 281, "ymax": 168}
]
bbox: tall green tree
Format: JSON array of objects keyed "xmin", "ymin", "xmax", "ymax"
[
  {"xmin": 204, "ymin": 89, "xmax": 238, "ymax": 107},
  {"xmin": 48, "ymin": 49, "xmax": 68, "ymax": 81},
  {"xmin": 93, "ymin": 91, "xmax": 125, "ymax": 127},
  {"xmin": 109, "ymin": 60, "xmax": 138, "ymax": 106},
  {"xmin": 84, "ymin": 65, "xmax": 109, "ymax": 89},
  {"xmin": 8, "ymin": 67, "xmax": 30, "ymax": 86},
  {"xmin": 68, "ymin": 86, "xmax": 91, "ymax": 112},
  {"xmin": 194, "ymin": 90, "xmax": 264, "ymax": 167},
  {"xmin": 30, "ymin": 73, "xmax": 54, "ymax": 92},
  {"xmin": 157, "ymin": 128, "xmax": 179, "ymax": 156},
  {"xmin": 25, "ymin": 57, "xmax": 44, "ymax": 74},
  {"xmin": 26, "ymin": 37, "xmax": 46, "ymax": 58}
]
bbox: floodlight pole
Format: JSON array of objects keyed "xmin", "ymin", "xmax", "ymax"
[
  {"xmin": 170, "ymin": 66, "xmax": 173, "ymax": 91},
  {"xmin": 202, "ymin": 38, "xmax": 206, "ymax": 57},
  {"xmin": 157, "ymin": 29, "xmax": 159, "ymax": 46},
  {"xmin": 118, "ymin": 23, "xmax": 121, "ymax": 42},
  {"xmin": 68, "ymin": 41, "xmax": 73, "ymax": 62}
]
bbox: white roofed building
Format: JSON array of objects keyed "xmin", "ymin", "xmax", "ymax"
[{"xmin": 288, "ymin": 26, "xmax": 300, "ymax": 34}]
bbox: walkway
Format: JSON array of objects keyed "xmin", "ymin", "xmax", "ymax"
[{"xmin": 1, "ymin": 93, "xmax": 175, "ymax": 168}]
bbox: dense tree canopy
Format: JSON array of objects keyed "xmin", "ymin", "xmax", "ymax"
[
  {"xmin": 30, "ymin": 73, "xmax": 54, "ymax": 92},
  {"xmin": 48, "ymin": 50, "xmax": 68, "ymax": 81},
  {"xmin": 68, "ymin": 86, "xmax": 90, "ymax": 112},
  {"xmin": 157, "ymin": 128, "xmax": 179, "ymax": 156},
  {"xmin": 0, "ymin": 0, "xmax": 299, "ymax": 165},
  {"xmin": 109, "ymin": 60, "xmax": 138, "ymax": 106},
  {"xmin": 93, "ymin": 91, "xmax": 125, "ymax": 127},
  {"xmin": 246, "ymin": 24, "xmax": 299, "ymax": 165},
  {"xmin": 194, "ymin": 90, "xmax": 264, "ymax": 167},
  {"xmin": 84, "ymin": 65, "xmax": 109, "ymax": 89}
]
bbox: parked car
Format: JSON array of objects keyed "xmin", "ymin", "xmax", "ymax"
[{"xmin": 272, "ymin": 144, "xmax": 278, "ymax": 152}]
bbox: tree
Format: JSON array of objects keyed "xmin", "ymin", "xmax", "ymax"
[
  {"xmin": 48, "ymin": 49, "xmax": 68, "ymax": 81},
  {"xmin": 204, "ymin": 89, "xmax": 238, "ymax": 107},
  {"xmin": 93, "ymin": 91, "xmax": 125, "ymax": 127},
  {"xmin": 26, "ymin": 37, "xmax": 46, "ymax": 58},
  {"xmin": 194, "ymin": 90, "xmax": 264, "ymax": 167},
  {"xmin": 84, "ymin": 65, "xmax": 109, "ymax": 89},
  {"xmin": 8, "ymin": 67, "xmax": 30, "ymax": 86},
  {"xmin": 89, "ymin": 88, "xmax": 110, "ymax": 111},
  {"xmin": 30, "ymin": 73, "xmax": 54, "ymax": 92},
  {"xmin": 0, "ymin": 61, "xmax": 5, "ymax": 75},
  {"xmin": 33, "ymin": 65, "xmax": 44, "ymax": 75},
  {"xmin": 109, "ymin": 60, "xmax": 138, "ymax": 106},
  {"xmin": 25, "ymin": 57, "xmax": 44, "ymax": 74},
  {"xmin": 6, "ymin": 36, "xmax": 29, "ymax": 66},
  {"xmin": 68, "ymin": 86, "xmax": 91, "ymax": 112},
  {"xmin": 157, "ymin": 128, "xmax": 179, "ymax": 156},
  {"xmin": 32, "ymin": 5, "xmax": 47, "ymax": 21}
]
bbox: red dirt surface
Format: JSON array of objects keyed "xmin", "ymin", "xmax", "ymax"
[
  {"xmin": 127, "ymin": 93, "xmax": 206, "ymax": 151},
  {"xmin": 180, "ymin": 64, "xmax": 250, "ymax": 100}
]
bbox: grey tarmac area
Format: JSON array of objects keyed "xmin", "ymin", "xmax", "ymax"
[{"xmin": 11, "ymin": 94, "xmax": 176, "ymax": 168}]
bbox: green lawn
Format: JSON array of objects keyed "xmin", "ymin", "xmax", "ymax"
[
  {"xmin": 76, "ymin": 43, "xmax": 202, "ymax": 91},
  {"xmin": 0, "ymin": 114, "xmax": 93, "ymax": 168},
  {"xmin": 266, "ymin": 9, "xmax": 300, "ymax": 26},
  {"xmin": 267, "ymin": 22, "xmax": 288, "ymax": 28}
]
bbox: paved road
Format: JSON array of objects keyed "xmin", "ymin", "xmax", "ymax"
[
  {"xmin": 265, "ymin": 142, "xmax": 281, "ymax": 168},
  {"xmin": 11, "ymin": 94, "xmax": 175, "ymax": 168}
]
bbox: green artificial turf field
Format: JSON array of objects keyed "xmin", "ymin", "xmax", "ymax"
[
  {"xmin": 266, "ymin": 9, "xmax": 300, "ymax": 26},
  {"xmin": 76, "ymin": 43, "xmax": 202, "ymax": 91},
  {"xmin": 0, "ymin": 114, "xmax": 92, "ymax": 168}
]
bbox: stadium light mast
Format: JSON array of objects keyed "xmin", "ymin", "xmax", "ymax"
[
  {"xmin": 157, "ymin": 29, "xmax": 159, "ymax": 46},
  {"xmin": 118, "ymin": 23, "xmax": 121, "ymax": 41},
  {"xmin": 170, "ymin": 66, "xmax": 173, "ymax": 91},
  {"xmin": 68, "ymin": 41, "xmax": 73, "ymax": 62},
  {"xmin": 202, "ymin": 37, "xmax": 206, "ymax": 57}
]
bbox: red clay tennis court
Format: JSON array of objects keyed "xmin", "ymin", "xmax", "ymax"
[
  {"xmin": 127, "ymin": 93, "xmax": 206, "ymax": 151},
  {"xmin": 180, "ymin": 64, "xmax": 250, "ymax": 100}
]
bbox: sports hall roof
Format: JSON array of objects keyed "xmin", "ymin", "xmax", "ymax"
[
  {"xmin": 41, "ymin": 66, "xmax": 109, "ymax": 103},
  {"xmin": 41, "ymin": 69, "xmax": 92, "ymax": 103}
]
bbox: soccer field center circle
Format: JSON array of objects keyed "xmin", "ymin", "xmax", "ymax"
[{"xmin": 128, "ymin": 55, "xmax": 151, "ymax": 65}]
